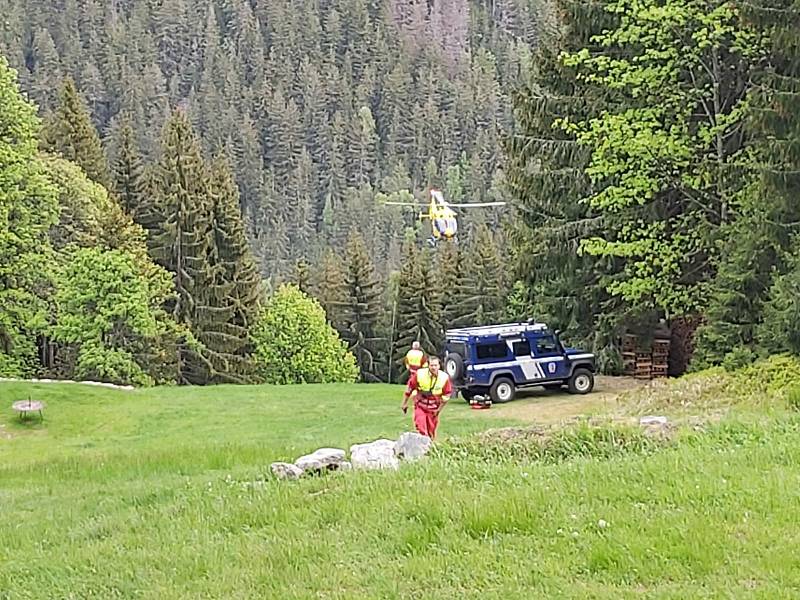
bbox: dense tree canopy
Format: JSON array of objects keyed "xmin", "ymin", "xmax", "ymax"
[
  {"xmin": 1, "ymin": 0, "xmax": 799, "ymax": 384},
  {"xmin": 507, "ymin": 0, "xmax": 800, "ymax": 373},
  {"xmin": 0, "ymin": 57, "xmax": 59, "ymax": 376},
  {"xmin": 251, "ymin": 284, "xmax": 359, "ymax": 384},
  {"xmin": 0, "ymin": 0, "xmax": 549, "ymax": 278}
]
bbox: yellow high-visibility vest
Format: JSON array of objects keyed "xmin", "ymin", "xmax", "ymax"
[
  {"xmin": 406, "ymin": 349, "xmax": 424, "ymax": 368},
  {"xmin": 416, "ymin": 367, "xmax": 449, "ymax": 397}
]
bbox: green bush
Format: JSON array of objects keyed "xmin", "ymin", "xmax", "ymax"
[
  {"xmin": 52, "ymin": 247, "xmax": 176, "ymax": 386},
  {"xmin": 251, "ymin": 284, "xmax": 359, "ymax": 384},
  {"xmin": 721, "ymin": 346, "xmax": 758, "ymax": 372},
  {"xmin": 75, "ymin": 341, "xmax": 151, "ymax": 387},
  {"xmin": 787, "ymin": 386, "xmax": 800, "ymax": 412},
  {"xmin": 734, "ymin": 354, "xmax": 800, "ymax": 395}
]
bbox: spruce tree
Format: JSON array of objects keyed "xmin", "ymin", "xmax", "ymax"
[
  {"xmin": 149, "ymin": 110, "xmax": 217, "ymax": 384},
  {"xmin": 451, "ymin": 224, "xmax": 506, "ymax": 327},
  {"xmin": 313, "ymin": 249, "xmax": 347, "ymax": 326},
  {"xmin": 347, "ymin": 105, "xmax": 379, "ymax": 188},
  {"xmin": 291, "ymin": 148, "xmax": 317, "ymax": 251},
  {"xmin": 435, "ymin": 240, "xmax": 461, "ymax": 328},
  {"xmin": 695, "ymin": 1, "xmax": 800, "ymax": 365},
  {"xmin": 41, "ymin": 77, "xmax": 111, "ymax": 188},
  {"xmin": 337, "ymin": 231, "xmax": 384, "ymax": 381},
  {"xmin": 206, "ymin": 155, "xmax": 264, "ymax": 380},
  {"xmin": 504, "ymin": 0, "xmax": 613, "ymax": 348},
  {"xmin": 393, "ymin": 242, "xmax": 443, "ymax": 376},
  {"xmin": 30, "ymin": 28, "xmax": 62, "ymax": 114},
  {"xmin": 111, "ymin": 120, "xmax": 147, "ymax": 219},
  {"xmin": 291, "ymin": 258, "xmax": 313, "ymax": 294}
]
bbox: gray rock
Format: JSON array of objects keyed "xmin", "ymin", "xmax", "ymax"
[
  {"xmin": 294, "ymin": 448, "xmax": 347, "ymax": 473},
  {"xmin": 270, "ymin": 462, "xmax": 304, "ymax": 480},
  {"xmin": 394, "ymin": 432, "xmax": 432, "ymax": 461},
  {"xmin": 337, "ymin": 461, "xmax": 352, "ymax": 472},
  {"xmin": 639, "ymin": 416, "xmax": 669, "ymax": 426},
  {"xmin": 350, "ymin": 439, "xmax": 399, "ymax": 470}
]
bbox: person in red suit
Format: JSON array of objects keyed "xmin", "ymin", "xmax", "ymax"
[{"xmin": 401, "ymin": 356, "xmax": 452, "ymax": 439}]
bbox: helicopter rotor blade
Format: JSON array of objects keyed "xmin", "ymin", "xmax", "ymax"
[
  {"xmin": 445, "ymin": 201, "xmax": 507, "ymax": 208},
  {"xmin": 382, "ymin": 202, "xmax": 428, "ymax": 207}
]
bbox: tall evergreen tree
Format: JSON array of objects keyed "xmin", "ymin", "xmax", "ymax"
[
  {"xmin": 505, "ymin": 0, "xmax": 614, "ymax": 350},
  {"xmin": 148, "ymin": 111, "xmax": 218, "ymax": 384},
  {"xmin": 291, "ymin": 258, "xmax": 313, "ymax": 294},
  {"xmin": 111, "ymin": 120, "xmax": 148, "ymax": 219},
  {"xmin": 30, "ymin": 28, "xmax": 62, "ymax": 114},
  {"xmin": 393, "ymin": 242, "xmax": 443, "ymax": 375},
  {"xmin": 451, "ymin": 224, "xmax": 506, "ymax": 326},
  {"xmin": 337, "ymin": 231, "xmax": 384, "ymax": 381},
  {"xmin": 206, "ymin": 155, "xmax": 264, "ymax": 380},
  {"xmin": 435, "ymin": 239, "xmax": 461, "ymax": 328},
  {"xmin": 313, "ymin": 249, "xmax": 347, "ymax": 326},
  {"xmin": 41, "ymin": 77, "xmax": 111, "ymax": 188}
]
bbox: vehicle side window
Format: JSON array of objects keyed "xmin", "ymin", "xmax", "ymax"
[
  {"xmin": 446, "ymin": 342, "xmax": 467, "ymax": 357},
  {"xmin": 535, "ymin": 335, "xmax": 559, "ymax": 355},
  {"xmin": 476, "ymin": 342, "xmax": 507, "ymax": 360},
  {"xmin": 512, "ymin": 340, "xmax": 531, "ymax": 356}
]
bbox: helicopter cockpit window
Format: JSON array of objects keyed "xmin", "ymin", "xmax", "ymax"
[
  {"xmin": 434, "ymin": 218, "xmax": 447, "ymax": 235},
  {"xmin": 447, "ymin": 218, "xmax": 458, "ymax": 234}
]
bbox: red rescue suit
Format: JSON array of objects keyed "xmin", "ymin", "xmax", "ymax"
[{"xmin": 404, "ymin": 367, "xmax": 452, "ymax": 439}]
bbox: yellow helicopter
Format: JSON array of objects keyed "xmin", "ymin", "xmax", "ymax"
[{"xmin": 384, "ymin": 189, "xmax": 506, "ymax": 244}]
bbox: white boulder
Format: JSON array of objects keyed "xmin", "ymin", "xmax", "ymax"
[
  {"xmin": 270, "ymin": 462, "xmax": 304, "ymax": 480},
  {"xmin": 350, "ymin": 439, "xmax": 399, "ymax": 470},
  {"xmin": 294, "ymin": 448, "xmax": 347, "ymax": 473},
  {"xmin": 394, "ymin": 432, "xmax": 432, "ymax": 461}
]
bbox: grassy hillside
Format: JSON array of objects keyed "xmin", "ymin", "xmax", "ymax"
[{"xmin": 2, "ymin": 373, "xmax": 800, "ymax": 598}]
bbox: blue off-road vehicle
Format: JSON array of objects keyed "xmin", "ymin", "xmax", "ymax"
[{"xmin": 443, "ymin": 322, "xmax": 596, "ymax": 404}]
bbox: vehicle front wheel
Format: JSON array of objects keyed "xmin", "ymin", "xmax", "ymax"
[
  {"xmin": 489, "ymin": 378, "xmax": 516, "ymax": 403},
  {"xmin": 567, "ymin": 369, "xmax": 594, "ymax": 395}
]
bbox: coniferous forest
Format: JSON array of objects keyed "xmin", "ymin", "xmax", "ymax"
[{"xmin": 0, "ymin": 0, "xmax": 798, "ymax": 385}]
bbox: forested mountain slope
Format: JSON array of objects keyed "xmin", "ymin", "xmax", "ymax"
[{"xmin": 0, "ymin": 0, "xmax": 553, "ymax": 277}]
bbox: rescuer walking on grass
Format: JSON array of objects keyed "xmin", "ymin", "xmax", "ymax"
[
  {"xmin": 403, "ymin": 341, "xmax": 426, "ymax": 376},
  {"xmin": 401, "ymin": 356, "xmax": 452, "ymax": 439}
]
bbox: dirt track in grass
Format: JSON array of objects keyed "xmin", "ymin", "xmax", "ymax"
[{"xmin": 475, "ymin": 376, "xmax": 650, "ymax": 424}]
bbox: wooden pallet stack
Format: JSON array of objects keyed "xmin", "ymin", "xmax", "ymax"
[
  {"xmin": 622, "ymin": 334, "xmax": 638, "ymax": 376},
  {"xmin": 634, "ymin": 351, "xmax": 652, "ymax": 380},
  {"xmin": 620, "ymin": 334, "xmax": 671, "ymax": 379},
  {"xmin": 652, "ymin": 339, "xmax": 670, "ymax": 379}
]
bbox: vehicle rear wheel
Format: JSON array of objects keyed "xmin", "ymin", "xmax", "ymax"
[
  {"xmin": 445, "ymin": 353, "xmax": 464, "ymax": 381},
  {"xmin": 567, "ymin": 369, "xmax": 594, "ymax": 395},
  {"xmin": 489, "ymin": 378, "xmax": 516, "ymax": 403}
]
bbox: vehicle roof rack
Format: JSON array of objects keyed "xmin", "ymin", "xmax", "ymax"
[{"xmin": 446, "ymin": 322, "xmax": 549, "ymax": 338}]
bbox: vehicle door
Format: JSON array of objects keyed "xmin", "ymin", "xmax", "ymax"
[
  {"xmin": 531, "ymin": 333, "xmax": 569, "ymax": 379},
  {"xmin": 507, "ymin": 338, "xmax": 537, "ymax": 383}
]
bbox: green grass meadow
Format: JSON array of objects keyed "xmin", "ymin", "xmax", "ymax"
[{"xmin": 2, "ymin": 379, "xmax": 800, "ymax": 598}]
